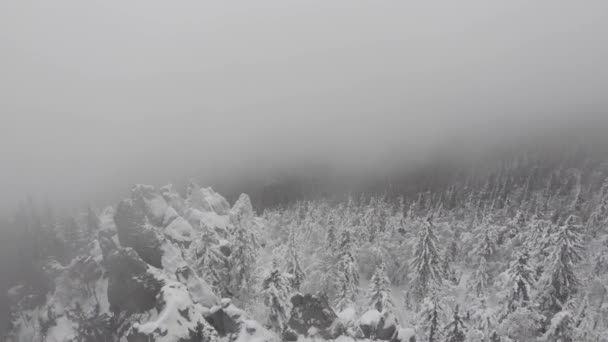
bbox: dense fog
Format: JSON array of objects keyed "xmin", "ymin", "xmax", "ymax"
[{"xmin": 2, "ymin": 0, "xmax": 608, "ymax": 212}]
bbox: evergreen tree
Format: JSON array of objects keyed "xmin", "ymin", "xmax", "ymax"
[
  {"xmin": 417, "ymin": 295, "xmax": 444, "ymax": 342},
  {"xmin": 262, "ymin": 262, "xmax": 292, "ymax": 333},
  {"xmin": 444, "ymin": 305, "xmax": 466, "ymax": 342},
  {"xmin": 541, "ymin": 310, "xmax": 574, "ymax": 342},
  {"xmin": 506, "ymin": 250, "xmax": 535, "ymax": 311},
  {"xmin": 229, "ymin": 213, "xmax": 260, "ymax": 300},
  {"xmin": 367, "ymin": 259, "xmax": 394, "ymax": 313},
  {"xmin": 285, "ymin": 224, "xmax": 305, "ymax": 291},
  {"xmin": 537, "ymin": 216, "xmax": 584, "ymax": 315},
  {"xmin": 409, "ymin": 220, "xmax": 443, "ymax": 306},
  {"xmin": 473, "ymin": 231, "xmax": 496, "ymax": 260},
  {"xmin": 470, "ymin": 256, "xmax": 489, "ymax": 297},
  {"xmin": 334, "ymin": 229, "xmax": 360, "ymax": 311}
]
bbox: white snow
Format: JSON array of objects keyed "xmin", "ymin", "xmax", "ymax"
[
  {"xmin": 164, "ymin": 216, "xmax": 194, "ymax": 243},
  {"xmin": 133, "ymin": 283, "xmax": 215, "ymax": 342},
  {"xmin": 359, "ymin": 309, "xmax": 381, "ymax": 328},
  {"xmin": 233, "ymin": 319, "xmax": 279, "ymax": 342}
]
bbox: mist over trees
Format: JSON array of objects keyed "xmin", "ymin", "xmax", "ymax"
[{"xmin": 3, "ymin": 141, "xmax": 608, "ymax": 341}]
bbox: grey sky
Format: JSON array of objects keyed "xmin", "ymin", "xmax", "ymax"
[{"xmin": 1, "ymin": 0, "xmax": 608, "ymax": 211}]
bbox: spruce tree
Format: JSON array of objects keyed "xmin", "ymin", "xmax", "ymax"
[
  {"xmin": 537, "ymin": 216, "xmax": 584, "ymax": 315},
  {"xmin": 444, "ymin": 305, "xmax": 466, "ymax": 342},
  {"xmin": 334, "ymin": 229, "xmax": 360, "ymax": 311},
  {"xmin": 285, "ymin": 224, "xmax": 305, "ymax": 291},
  {"xmin": 470, "ymin": 256, "xmax": 489, "ymax": 297},
  {"xmin": 409, "ymin": 220, "xmax": 443, "ymax": 306},
  {"xmin": 506, "ymin": 250, "xmax": 535, "ymax": 311},
  {"xmin": 262, "ymin": 262, "xmax": 292, "ymax": 333},
  {"xmin": 417, "ymin": 294, "xmax": 444, "ymax": 342},
  {"xmin": 367, "ymin": 259, "xmax": 394, "ymax": 313},
  {"xmin": 229, "ymin": 213, "xmax": 260, "ymax": 300}
]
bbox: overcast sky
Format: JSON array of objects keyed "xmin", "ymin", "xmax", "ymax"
[{"xmin": 1, "ymin": 0, "xmax": 608, "ymax": 211}]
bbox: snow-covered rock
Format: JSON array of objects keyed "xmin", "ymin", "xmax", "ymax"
[
  {"xmin": 129, "ymin": 282, "xmax": 218, "ymax": 342},
  {"xmin": 186, "ymin": 182, "xmax": 230, "ymax": 215},
  {"xmin": 285, "ymin": 293, "xmax": 338, "ymax": 340},
  {"xmin": 114, "ymin": 199, "xmax": 164, "ymax": 268}
]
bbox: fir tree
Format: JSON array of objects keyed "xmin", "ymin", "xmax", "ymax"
[
  {"xmin": 262, "ymin": 262, "xmax": 293, "ymax": 333},
  {"xmin": 444, "ymin": 305, "xmax": 466, "ymax": 342},
  {"xmin": 417, "ymin": 295, "xmax": 444, "ymax": 342},
  {"xmin": 409, "ymin": 220, "xmax": 443, "ymax": 306},
  {"xmin": 367, "ymin": 259, "xmax": 394, "ymax": 313},
  {"xmin": 285, "ymin": 224, "xmax": 305, "ymax": 291},
  {"xmin": 470, "ymin": 256, "xmax": 489, "ymax": 297},
  {"xmin": 229, "ymin": 213, "xmax": 260, "ymax": 300},
  {"xmin": 334, "ymin": 229, "xmax": 360, "ymax": 311},
  {"xmin": 537, "ymin": 216, "xmax": 584, "ymax": 315},
  {"xmin": 541, "ymin": 310, "xmax": 574, "ymax": 342},
  {"xmin": 506, "ymin": 250, "xmax": 535, "ymax": 311}
]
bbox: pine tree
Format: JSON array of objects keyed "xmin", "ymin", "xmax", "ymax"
[
  {"xmin": 470, "ymin": 256, "xmax": 489, "ymax": 297},
  {"xmin": 473, "ymin": 231, "xmax": 496, "ymax": 261},
  {"xmin": 444, "ymin": 305, "xmax": 466, "ymax": 342},
  {"xmin": 417, "ymin": 294, "xmax": 444, "ymax": 342},
  {"xmin": 537, "ymin": 216, "xmax": 584, "ymax": 315},
  {"xmin": 541, "ymin": 310, "xmax": 574, "ymax": 342},
  {"xmin": 506, "ymin": 250, "xmax": 535, "ymax": 311},
  {"xmin": 229, "ymin": 213, "xmax": 260, "ymax": 300},
  {"xmin": 367, "ymin": 259, "xmax": 394, "ymax": 313},
  {"xmin": 409, "ymin": 220, "xmax": 443, "ymax": 306},
  {"xmin": 285, "ymin": 224, "xmax": 305, "ymax": 291},
  {"xmin": 262, "ymin": 262, "xmax": 293, "ymax": 333},
  {"xmin": 334, "ymin": 229, "xmax": 360, "ymax": 311}
]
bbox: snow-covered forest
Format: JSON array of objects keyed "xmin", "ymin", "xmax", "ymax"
[{"xmin": 3, "ymin": 147, "xmax": 608, "ymax": 342}]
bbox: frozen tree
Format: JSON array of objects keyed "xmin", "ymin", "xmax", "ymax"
[
  {"xmin": 444, "ymin": 305, "xmax": 466, "ymax": 342},
  {"xmin": 408, "ymin": 220, "xmax": 443, "ymax": 307},
  {"xmin": 473, "ymin": 231, "xmax": 496, "ymax": 261},
  {"xmin": 505, "ymin": 250, "xmax": 535, "ymax": 311},
  {"xmin": 334, "ymin": 229, "xmax": 360, "ymax": 311},
  {"xmin": 262, "ymin": 263, "xmax": 293, "ymax": 333},
  {"xmin": 541, "ymin": 310, "xmax": 575, "ymax": 342},
  {"xmin": 367, "ymin": 259, "xmax": 394, "ymax": 313},
  {"xmin": 416, "ymin": 295, "xmax": 444, "ymax": 342},
  {"xmin": 285, "ymin": 224, "xmax": 305, "ymax": 291},
  {"xmin": 537, "ymin": 216, "xmax": 584, "ymax": 315},
  {"xmin": 198, "ymin": 231, "xmax": 230, "ymax": 297},
  {"xmin": 229, "ymin": 214, "xmax": 260, "ymax": 299},
  {"xmin": 470, "ymin": 256, "xmax": 489, "ymax": 297}
]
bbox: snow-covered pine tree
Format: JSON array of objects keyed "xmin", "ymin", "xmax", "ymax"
[
  {"xmin": 537, "ymin": 215, "xmax": 584, "ymax": 316},
  {"xmin": 229, "ymin": 212, "xmax": 260, "ymax": 300},
  {"xmin": 541, "ymin": 310, "xmax": 575, "ymax": 342},
  {"xmin": 470, "ymin": 256, "xmax": 489, "ymax": 297},
  {"xmin": 197, "ymin": 228, "xmax": 230, "ymax": 297},
  {"xmin": 473, "ymin": 230, "xmax": 496, "ymax": 261},
  {"xmin": 262, "ymin": 261, "xmax": 293, "ymax": 333},
  {"xmin": 334, "ymin": 229, "xmax": 360, "ymax": 311},
  {"xmin": 408, "ymin": 219, "xmax": 443, "ymax": 307},
  {"xmin": 285, "ymin": 223, "xmax": 305, "ymax": 291},
  {"xmin": 416, "ymin": 295, "xmax": 444, "ymax": 342},
  {"xmin": 367, "ymin": 258, "xmax": 394, "ymax": 313},
  {"xmin": 506, "ymin": 249, "xmax": 535, "ymax": 311},
  {"xmin": 444, "ymin": 305, "xmax": 466, "ymax": 342}
]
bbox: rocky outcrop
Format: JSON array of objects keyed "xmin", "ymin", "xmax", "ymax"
[
  {"xmin": 284, "ymin": 293, "xmax": 338, "ymax": 340},
  {"xmin": 127, "ymin": 283, "xmax": 218, "ymax": 342},
  {"xmin": 204, "ymin": 299, "xmax": 245, "ymax": 337},
  {"xmin": 114, "ymin": 199, "xmax": 163, "ymax": 268},
  {"xmin": 103, "ymin": 241, "xmax": 163, "ymax": 314}
]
